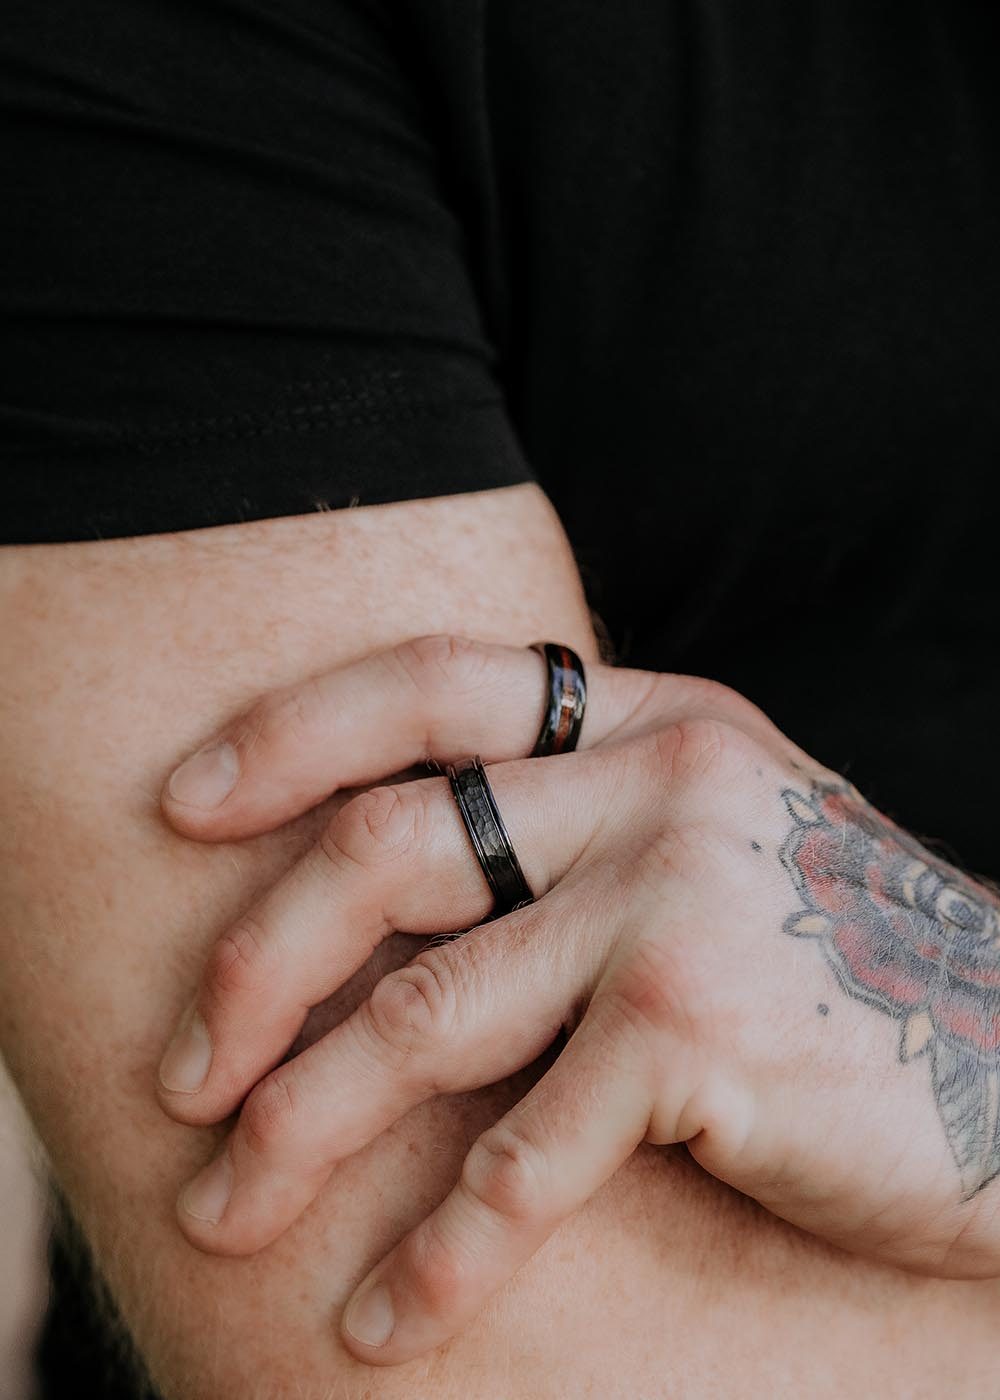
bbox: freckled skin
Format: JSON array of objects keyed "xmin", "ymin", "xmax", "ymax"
[{"xmin": 2, "ymin": 487, "xmax": 1000, "ymax": 1398}]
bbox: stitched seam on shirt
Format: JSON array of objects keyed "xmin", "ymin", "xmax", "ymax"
[
  {"xmin": 133, "ymin": 369, "xmax": 439, "ymax": 436},
  {"xmin": 120, "ymin": 395, "xmax": 502, "ymax": 455}
]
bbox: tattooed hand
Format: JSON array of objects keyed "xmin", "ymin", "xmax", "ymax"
[
  {"xmin": 154, "ymin": 636, "xmax": 1000, "ymax": 1365},
  {"xmin": 781, "ymin": 781, "xmax": 1000, "ymax": 1198}
]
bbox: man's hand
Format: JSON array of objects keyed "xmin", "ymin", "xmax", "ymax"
[{"xmin": 153, "ymin": 635, "xmax": 1000, "ymax": 1366}]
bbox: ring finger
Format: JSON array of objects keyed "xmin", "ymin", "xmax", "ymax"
[{"xmin": 156, "ymin": 747, "xmax": 629, "ymax": 1127}]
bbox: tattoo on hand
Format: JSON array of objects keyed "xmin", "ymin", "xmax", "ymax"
[{"xmin": 780, "ymin": 779, "xmax": 1000, "ymax": 1198}]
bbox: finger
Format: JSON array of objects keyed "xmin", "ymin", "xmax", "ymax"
[
  {"xmin": 156, "ymin": 746, "xmax": 632, "ymax": 1128},
  {"xmin": 337, "ymin": 988, "xmax": 655, "ymax": 1364},
  {"xmin": 173, "ymin": 877, "xmax": 625, "ymax": 1256},
  {"xmin": 160, "ymin": 633, "xmax": 652, "ymax": 840}
]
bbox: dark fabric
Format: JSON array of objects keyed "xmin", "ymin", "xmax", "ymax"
[
  {"xmin": 34, "ymin": 1186, "xmax": 161, "ymax": 1400},
  {"xmin": 6, "ymin": 7, "xmax": 1000, "ymax": 1391},
  {"xmin": 3, "ymin": 5, "xmax": 999, "ymax": 853},
  {"xmin": 1, "ymin": 0, "xmax": 534, "ymax": 537}
]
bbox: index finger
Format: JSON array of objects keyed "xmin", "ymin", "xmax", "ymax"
[{"xmin": 159, "ymin": 634, "xmax": 644, "ymax": 840}]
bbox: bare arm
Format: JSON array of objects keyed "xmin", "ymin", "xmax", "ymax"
[{"xmin": 1, "ymin": 483, "xmax": 997, "ymax": 1400}]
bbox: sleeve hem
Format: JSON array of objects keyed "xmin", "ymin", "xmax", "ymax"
[{"xmin": 1, "ymin": 398, "xmax": 536, "ymax": 545}]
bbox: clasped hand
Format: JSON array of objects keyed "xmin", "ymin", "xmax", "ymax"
[{"xmin": 154, "ymin": 635, "xmax": 1000, "ymax": 1364}]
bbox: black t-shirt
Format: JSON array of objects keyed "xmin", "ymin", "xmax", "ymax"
[{"xmin": 3, "ymin": 1, "xmax": 998, "ymax": 875}]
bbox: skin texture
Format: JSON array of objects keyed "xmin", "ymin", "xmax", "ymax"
[
  {"xmin": 148, "ymin": 639, "xmax": 1000, "ymax": 1365},
  {"xmin": 2, "ymin": 482, "xmax": 1000, "ymax": 1399}
]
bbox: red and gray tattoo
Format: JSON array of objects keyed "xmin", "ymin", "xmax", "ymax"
[{"xmin": 780, "ymin": 779, "xmax": 1000, "ymax": 1199}]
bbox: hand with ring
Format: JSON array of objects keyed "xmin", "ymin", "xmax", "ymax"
[{"xmin": 155, "ymin": 634, "xmax": 1000, "ymax": 1364}]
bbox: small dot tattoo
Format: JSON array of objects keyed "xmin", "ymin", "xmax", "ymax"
[
  {"xmin": 750, "ymin": 840, "xmax": 762, "ymax": 853},
  {"xmin": 817, "ymin": 1003, "xmax": 829, "ymax": 1017}
]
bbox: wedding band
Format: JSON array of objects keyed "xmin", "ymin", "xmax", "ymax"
[
  {"xmin": 529, "ymin": 642, "xmax": 587, "ymax": 757},
  {"xmin": 447, "ymin": 756, "xmax": 534, "ymax": 919}
]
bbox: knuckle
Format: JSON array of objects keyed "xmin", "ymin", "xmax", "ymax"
[
  {"xmin": 393, "ymin": 633, "xmax": 495, "ymax": 700},
  {"xmin": 321, "ymin": 785, "xmax": 423, "ymax": 872},
  {"xmin": 697, "ymin": 678, "xmax": 768, "ymax": 730},
  {"xmin": 205, "ymin": 916, "xmax": 278, "ymax": 1004},
  {"xmin": 401, "ymin": 1219, "xmax": 475, "ymax": 1317},
  {"xmin": 365, "ymin": 959, "xmax": 459, "ymax": 1067},
  {"xmin": 651, "ymin": 716, "xmax": 748, "ymax": 789},
  {"xmin": 605, "ymin": 937, "xmax": 708, "ymax": 1049},
  {"xmin": 240, "ymin": 676, "xmax": 325, "ymax": 756},
  {"xmin": 241, "ymin": 1070, "xmax": 297, "ymax": 1158},
  {"xmin": 648, "ymin": 673, "xmax": 778, "ymax": 743},
  {"xmin": 461, "ymin": 1122, "xmax": 549, "ymax": 1226},
  {"xmin": 667, "ymin": 674, "xmax": 758, "ymax": 724}
]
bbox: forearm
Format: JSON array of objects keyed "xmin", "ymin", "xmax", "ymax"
[
  {"xmin": 1, "ymin": 486, "xmax": 996, "ymax": 1400},
  {"xmin": 0, "ymin": 485, "xmax": 591, "ymax": 1395},
  {"xmin": 0, "ymin": 484, "xmax": 631, "ymax": 1400}
]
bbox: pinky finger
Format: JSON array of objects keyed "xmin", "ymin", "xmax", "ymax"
[{"xmin": 338, "ymin": 993, "xmax": 655, "ymax": 1365}]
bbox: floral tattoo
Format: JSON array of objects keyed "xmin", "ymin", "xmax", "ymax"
[{"xmin": 780, "ymin": 779, "xmax": 1000, "ymax": 1199}]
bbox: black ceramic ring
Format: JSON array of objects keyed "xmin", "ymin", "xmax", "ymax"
[
  {"xmin": 529, "ymin": 641, "xmax": 587, "ymax": 757},
  {"xmin": 446, "ymin": 756, "xmax": 535, "ymax": 918}
]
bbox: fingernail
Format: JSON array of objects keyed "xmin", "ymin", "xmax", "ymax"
[
  {"xmin": 179, "ymin": 1152, "xmax": 234, "ymax": 1225},
  {"xmin": 167, "ymin": 741, "xmax": 239, "ymax": 810},
  {"xmin": 158, "ymin": 1007, "xmax": 212, "ymax": 1094},
  {"xmin": 344, "ymin": 1283, "xmax": 395, "ymax": 1348}
]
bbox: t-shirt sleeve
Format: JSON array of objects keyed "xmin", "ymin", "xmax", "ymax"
[{"xmin": 0, "ymin": 0, "xmax": 531, "ymax": 543}]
